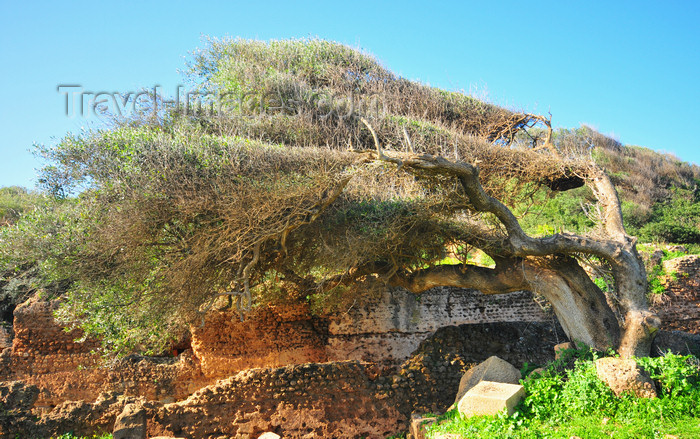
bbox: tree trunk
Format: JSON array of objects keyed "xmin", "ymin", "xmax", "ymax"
[{"xmin": 522, "ymin": 258, "xmax": 620, "ymax": 351}]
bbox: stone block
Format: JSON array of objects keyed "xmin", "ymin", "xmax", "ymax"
[
  {"xmin": 454, "ymin": 356, "xmax": 521, "ymax": 405},
  {"xmin": 457, "ymin": 380, "xmax": 525, "ymax": 418}
]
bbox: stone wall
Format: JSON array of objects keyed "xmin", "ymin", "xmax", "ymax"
[
  {"xmin": 0, "ymin": 297, "xmax": 210, "ymax": 408},
  {"xmin": 191, "ymin": 304, "xmax": 329, "ymax": 378},
  {"xmin": 2, "ymin": 277, "xmax": 699, "ymax": 438},
  {"xmin": 2, "ymin": 321, "xmax": 568, "ymax": 438},
  {"xmin": 655, "ymin": 255, "xmax": 700, "ymax": 334},
  {"xmin": 0, "ymin": 287, "xmax": 548, "ymax": 409},
  {"xmin": 325, "ymin": 287, "xmax": 549, "ymax": 365}
]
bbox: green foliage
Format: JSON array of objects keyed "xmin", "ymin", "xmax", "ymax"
[
  {"xmin": 28, "ymin": 123, "xmax": 367, "ymax": 355},
  {"xmin": 593, "ymin": 277, "xmax": 609, "ymax": 293},
  {"xmin": 635, "ymin": 187, "xmax": 700, "ymax": 244},
  {"xmin": 427, "ymin": 353, "xmax": 700, "ymax": 439},
  {"xmin": 646, "ymin": 248, "xmax": 684, "ymax": 297},
  {"xmin": 0, "ymin": 196, "xmax": 83, "ymax": 320},
  {"xmin": 10, "ymin": 37, "xmax": 700, "ymax": 358},
  {"xmin": 538, "ymin": 127, "xmax": 700, "ymax": 246},
  {"xmin": 516, "ymin": 186, "xmax": 596, "ymax": 236},
  {"xmin": 636, "ymin": 353, "xmax": 700, "ymax": 400},
  {"xmin": 0, "ymin": 186, "xmax": 45, "ymax": 225}
]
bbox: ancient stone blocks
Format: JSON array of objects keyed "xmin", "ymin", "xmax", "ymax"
[{"xmin": 457, "ymin": 380, "xmax": 525, "ymax": 417}]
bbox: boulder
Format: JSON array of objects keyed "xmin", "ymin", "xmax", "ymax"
[
  {"xmin": 113, "ymin": 403, "xmax": 147, "ymax": 439},
  {"xmin": 258, "ymin": 433, "xmax": 282, "ymax": 439},
  {"xmin": 595, "ymin": 357, "xmax": 657, "ymax": 398},
  {"xmin": 453, "ymin": 356, "xmax": 521, "ymax": 405},
  {"xmin": 457, "ymin": 381, "xmax": 525, "ymax": 417}
]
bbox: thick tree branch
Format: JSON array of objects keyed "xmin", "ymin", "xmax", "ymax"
[{"xmin": 389, "ymin": 260, "xmax": 527, "ymax": 294}]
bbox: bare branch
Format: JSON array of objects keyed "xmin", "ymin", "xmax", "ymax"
[{"xmin": 402, "ymin": 125, "xmax": 414, "ymax": 153}]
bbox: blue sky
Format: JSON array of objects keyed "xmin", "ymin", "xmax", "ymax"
[{"xmin": 1, "ymin": 1, "xmax": 699, "ymax": 189}]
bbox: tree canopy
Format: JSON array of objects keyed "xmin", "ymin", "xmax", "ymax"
[{"xmin": 0, "ymin": 38, "xmax": 677, "ymax": 357}]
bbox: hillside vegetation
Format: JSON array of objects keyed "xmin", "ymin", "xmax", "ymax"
[{"xmin": 518, "ymin": 127, "xmax": 700, "ymax": 243}]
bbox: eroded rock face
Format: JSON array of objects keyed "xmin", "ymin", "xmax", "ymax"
[
  {"xmin": 0, "ymin": 389, "xmax": 141, "ymax": 439},
  {"xmin": 0, "ymin": 380, "xmax": 38, "ymax": 411},
  {"xmin": 595, "ymin": 357, "xmax": 657, "ymax": 398}
]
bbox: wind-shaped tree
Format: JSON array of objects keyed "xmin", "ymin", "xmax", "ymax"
[{"xmin": 32, "ymin": 39, "xmax": 658, "ymax": 357}]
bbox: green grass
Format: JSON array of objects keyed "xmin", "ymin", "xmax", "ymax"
[
  {"xmin": 647, "ymin": 248, "xmax": 688, "ymax": 297},
  {"xmin": 425, "ymin": 350, "xmax": 700, "ymax": 439}
]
